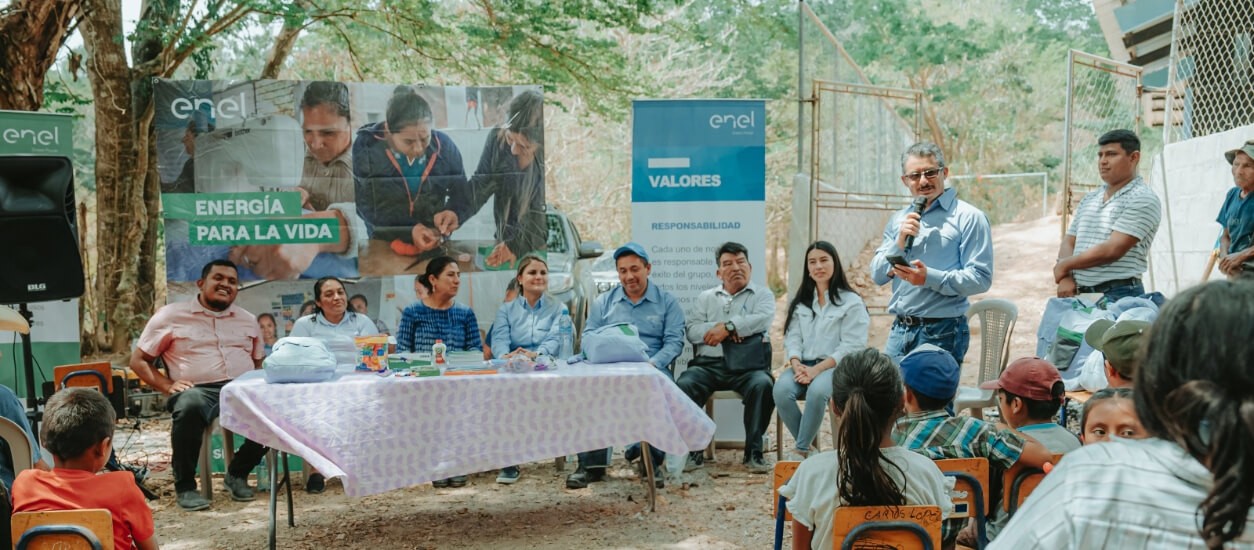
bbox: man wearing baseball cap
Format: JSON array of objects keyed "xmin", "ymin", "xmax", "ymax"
[
  {"xmin": 977, "ymin": 358, "xmax": 1079, "ymax": 542},
  {"xmin": 1084, "ymin": 319, "xmax": 1150, "ymax": 388},
  {"xmin": 982, "ymin": 357, "xmax": 1079, "ymax": 453},
  {"xmin": 569, "ymin": 242, "xmax": 685, "ymax": 489},
  {"xmin": 1218, "ymin": 139, "xmax": 1254, "ymax": 279},
  {"xmin": 892, "ymin": 345, "xmax": 1051, "ymax": 547}
]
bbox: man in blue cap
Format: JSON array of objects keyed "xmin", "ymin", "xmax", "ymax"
[{"xmin": 567, "ymin": 242, "xmax": 685, "ymax": 489}]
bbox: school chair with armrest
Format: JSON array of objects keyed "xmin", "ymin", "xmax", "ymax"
[
  {"xmin": 1002, "ymin": 453, "xmax": 1063, "ymax": 519},
  {"xmin": 770, "ymin": 460, "xmax": 801, "ymax": 550},
  {"xmin": 954, "ymin": 299, "xmax": 1017, "ymax": 419},
  {"xmin": 834, "ymin": 505, "xmax": 942, "ymax": 550},
  {"xmin": 935, "ymin": 457, "xmax": 990, "ymax": 549},
  {"xmin": 11, "ymin": 509, "xmax": 113, "ymax": 550},
  {"xmin": 0, "ymin": 416, "xmax": 34, "ymax": 473},
  {"xmin": 53, "ymin": 362, "xmax": 113, "ymax": 393}
]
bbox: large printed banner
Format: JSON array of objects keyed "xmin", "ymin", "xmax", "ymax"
[
  {"xmin": 631, "ymin": 99, "xmax": 767, "ymax": 444},
  {"xmin": 155, "ymin": 80, "xmax": 546, "ymax": 283},
  {"xmin": 0, "ymin": 110, "xmax": 81, "ymax": 397}
]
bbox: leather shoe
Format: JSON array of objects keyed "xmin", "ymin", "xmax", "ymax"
[
  {"xmin": 565, "ymin": 466, "xmax": 605, "ymax": 489},
  {"xmin": 305, "ymin": 473, "xmax": 325, "ymax": 494}
]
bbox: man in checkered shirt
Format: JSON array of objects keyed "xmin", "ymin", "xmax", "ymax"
[{"xmin": 1054, "ymin": 129, "xmax": 1162, "ymax": 304}]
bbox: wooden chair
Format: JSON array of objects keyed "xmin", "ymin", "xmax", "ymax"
[
  {"xmin": 12, "ymin": 509, "xmax": 114, "ymax": 550},
  {"xmin": 935, "ymin": 458, "xmax": 990, "ymax": 549},
  {"xmin": 1002, "ymin": 453, "xmax": 1064, "ymax": 518},
  {"xmin": 53, "ymin": 362, "xmax": 113, "ymax": 393},
  {"xmin": 834, "ymin": 505, "xmax": 942, "ymax": 550},
  {"xmin": 0, "ymin": 416, "xmax": 34, "ymax": 473},
  {"xmin": 770, "ymin": 460, "xmax": 801, "ymax": 550},
  {"xmin": 198, "ymin": 418, "xmax": 235, "ymax": 501}
]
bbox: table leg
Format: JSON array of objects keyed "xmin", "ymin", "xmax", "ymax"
[
  {"xmin": 640, "ymin": 442, "xmax": 657, "ymax": 513},
  {"xmin": 282, "ymin": 452, "xmax": 295, "ymax": 527},
  {"xmin": 268, "ymin": 449, "xmax": 278, "ymax": 550}
]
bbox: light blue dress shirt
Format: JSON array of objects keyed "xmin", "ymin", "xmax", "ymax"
[
  {"xmin": 870, "ymin": 187, "xmax": 994, "ymax": 318},
  {"xmin": 583, "ymin": 281, "xmax": 685, "ymax": 369},
  {"xmin": 490, "ymin": 294, "xmax": 563, "ymax": 358}
]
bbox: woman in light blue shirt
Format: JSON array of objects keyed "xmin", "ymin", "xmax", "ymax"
[
  {"xmin": 487, "ymin": 254, "xmax": 562, "ymax": 485},
  {"xmin": 772, "ymin": 241, "xmax": 870, "ymax": 458},
  {"xmin": 491, "ymin": 254, "xmax": 562, "ymax": 360},
  {"xmin": 290, "ymin": 277, "xmax": 380, "ymax": 366},
  {"xmin": 287, "ymin": 276, "xmax": 379, "ymax": 494}
]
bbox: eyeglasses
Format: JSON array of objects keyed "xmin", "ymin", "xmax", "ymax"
[{"xmin": 901, "ymin": 167, "xmax": 944, "ymax": 182}]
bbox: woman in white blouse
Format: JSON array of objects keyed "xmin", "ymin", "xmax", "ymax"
[{"xmin": 772, "ymin": 241, "xmax": 870, "ymax": 458}]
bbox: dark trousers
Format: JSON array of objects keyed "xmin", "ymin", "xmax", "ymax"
[
  {"xmin": 167, "ymin": 383, "xmax": 267, "ymax": 493},
  {"xmin": 676, "ymin": 357, "xmax": 775, "ymax": 458}
]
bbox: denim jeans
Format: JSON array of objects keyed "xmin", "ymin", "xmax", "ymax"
[
  {"xmin": 577, "ymin": 362, "xmax": 673, "ymax": 471},
  {"xmin": 772, "ymin": 359, "xmax": 829, "ymax": 453},
  {"xmin": 885, "ymin": 316, "xmax": 971, "ymax": 366},
  {"xmin": 1090, "ymin": 281, "xmax": 1144, "ymax": 308}
]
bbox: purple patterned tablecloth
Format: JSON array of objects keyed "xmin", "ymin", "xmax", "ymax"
[{"xmin": 220, "ymin": 362, "xmax": 715, "ymax": 497}]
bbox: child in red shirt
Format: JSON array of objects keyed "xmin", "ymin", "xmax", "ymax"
[{"xmin": 13, "ymin": 388, "xmax": 157, "ymax": 550}]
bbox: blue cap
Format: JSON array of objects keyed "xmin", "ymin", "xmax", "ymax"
[
  {"xmin": 899, "ymin": 344, "xmax": 960, "ymax": 401},
  {"xmin": 613, "ymin": 242, "xmax": 649, "ymax": 263}
]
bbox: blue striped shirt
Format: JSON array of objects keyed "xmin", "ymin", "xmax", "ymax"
[
  {"xmin": 871, "ymin": 187, "xmax": 994, "ymax": 318},
  {"xmin": 490, "ymin": 294, "xmax": 562, "ymax": 358},
  {"xmin": 396, "ymin": 301, "xmax": 481, "ymax": 353}
]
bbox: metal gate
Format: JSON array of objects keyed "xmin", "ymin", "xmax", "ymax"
[{"xmin": 1060, "ymin": 50, "xmax": 1145, "ymax": 236}]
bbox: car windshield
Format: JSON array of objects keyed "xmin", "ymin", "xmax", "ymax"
[
  {"xmin": 545, "ymin": 214, "xmax": 569, "ymax": 254},
  {"xmin": 591, "ymin": 253, "xmax": 615, "ymax": 272}
]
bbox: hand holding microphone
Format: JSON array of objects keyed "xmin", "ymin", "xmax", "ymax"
[{"xmin": 897, "ymin": 196, "xmax": 929, "ymax": 253}]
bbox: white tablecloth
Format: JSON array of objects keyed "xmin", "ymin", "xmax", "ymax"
[{"xmin": 220, "ymin": 362, "xmax": 715, "ymax": 497}]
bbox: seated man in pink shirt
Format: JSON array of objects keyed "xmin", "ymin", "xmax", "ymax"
[{"xmin": 128, "ymin": 259, "xmax": 268, "ymax": 511}]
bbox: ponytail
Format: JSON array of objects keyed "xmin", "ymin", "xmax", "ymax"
[{"xmin": 834, "ymin": 348, "xmax": 906, "ymax": 507}]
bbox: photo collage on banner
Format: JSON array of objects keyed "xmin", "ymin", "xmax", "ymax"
[{"xmin": 154, "ymin": 80, "xmax": 546, "ymax": 331}]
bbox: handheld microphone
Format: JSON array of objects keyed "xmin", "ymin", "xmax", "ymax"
[{"xmin": 903, "ymin": 196, "xmax": 928, "ymax": 254}]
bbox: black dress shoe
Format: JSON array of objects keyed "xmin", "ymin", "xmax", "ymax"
[{"xmin": 565, "ymin": 466, "xmax": 606, "ymax": 489}]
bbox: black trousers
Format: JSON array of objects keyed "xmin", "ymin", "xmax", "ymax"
[
  {"xmin": 676, "ymin": 356, "xmax": 775, "ymax": 458},
  {"xmin": 166, "ymin": 383, "xmax": 267, "ymax": 493}
]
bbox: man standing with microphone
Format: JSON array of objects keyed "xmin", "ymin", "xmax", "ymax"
[{"xmin": 870, "ymin": 142, "xmax": 994, "ymax": 365}]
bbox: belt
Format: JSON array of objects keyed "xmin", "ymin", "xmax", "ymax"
[
  {"xmin": 894, "ymin": 315, "xmax": 958, "ymax": 327},
  {"xmin": 1077, "ymin": 277, "xmax": 1141, "ymax": 294}
]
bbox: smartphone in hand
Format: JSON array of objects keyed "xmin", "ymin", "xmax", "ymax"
[{"xmin": 887, "ymin": 255, "xmax": 910, "ymax": 267}]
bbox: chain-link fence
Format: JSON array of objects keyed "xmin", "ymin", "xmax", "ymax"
[
  {"xmin": 1163, "ymin": 0, "xmax": 1254, "ymax": 143},
  {"xmin": 1061, "ymin": 50, "xmax": 1155, "ymax": 234},
  {"xmin": 796, "ymin": 2, "xmax": 919, "ymax": 278},
  {"xmin": 948, "ymin": 173, "xmax": 1051, "ymax": 225}
]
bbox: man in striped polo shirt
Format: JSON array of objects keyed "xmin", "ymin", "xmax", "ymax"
[{"xmin": 1054, "ymin": 129, "xmax": 1162, "ymax": 304}]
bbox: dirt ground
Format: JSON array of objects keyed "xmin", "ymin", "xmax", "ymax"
[{"xmin": 127, "ymin": 215, "xmax": 1062, "ymax": 549}]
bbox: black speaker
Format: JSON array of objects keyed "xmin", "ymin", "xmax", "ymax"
[{"xmin": 0, "ymin": 156, "xmax": 83, "ymax": 303}]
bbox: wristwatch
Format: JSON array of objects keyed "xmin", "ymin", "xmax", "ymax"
[{"xmin": 724, "ymin": 321, "xmax": 736, "ymax": 333}]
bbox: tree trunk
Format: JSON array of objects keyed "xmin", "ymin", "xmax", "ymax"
[
  {"xmin": 261, "ymin": 16, "xmax": 306, "ymax": 79},
  {"xmin": 80, "ymin": 0, "xmax": 146, "ymax": 354},
  {"xmin": 0, "ymin": 0, "xmax": 81, "ymax": 110}
]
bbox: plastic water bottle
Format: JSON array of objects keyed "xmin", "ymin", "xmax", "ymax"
[
  {"xmin": 432, "ymin": 339, "xmax": 447, "ymax": 364},
  {"xmin": 558, "ymin": 307, "xmax": 574, "ymax": 359}
]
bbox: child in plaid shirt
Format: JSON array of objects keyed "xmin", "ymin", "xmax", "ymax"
[{"xmin": 892, "ymin": 345, "xmax": 1052, "ymax": 548}]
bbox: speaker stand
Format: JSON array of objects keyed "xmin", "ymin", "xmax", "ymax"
[{"xmin": 17, "ymin": 304, "xmax": 41, "ymax": 434}]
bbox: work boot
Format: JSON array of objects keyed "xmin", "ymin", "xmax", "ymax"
[
  {"xmin": 565, "ymin": 465, "xmax": 605, "ymax": 489},
  {"xmin": 177, "ymin": 490, "xmax": 211, "ymax": 511},
  {"xmin": 223, "ymin": 473, "xmax": 256, "ymax": 501}
]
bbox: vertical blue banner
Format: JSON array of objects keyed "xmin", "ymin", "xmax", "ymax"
[{"xmin": 631, "ymin": 99, "xmax": 767, "ymax": 445}]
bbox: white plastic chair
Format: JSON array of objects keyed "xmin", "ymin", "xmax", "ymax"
[
  {"xmin": 0, "ymin": 416, "xmax": 34, "ymax": 473},
  {"xmin": 954, "ymin": 299, "xmax": 1018, "ymax": 418}
]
